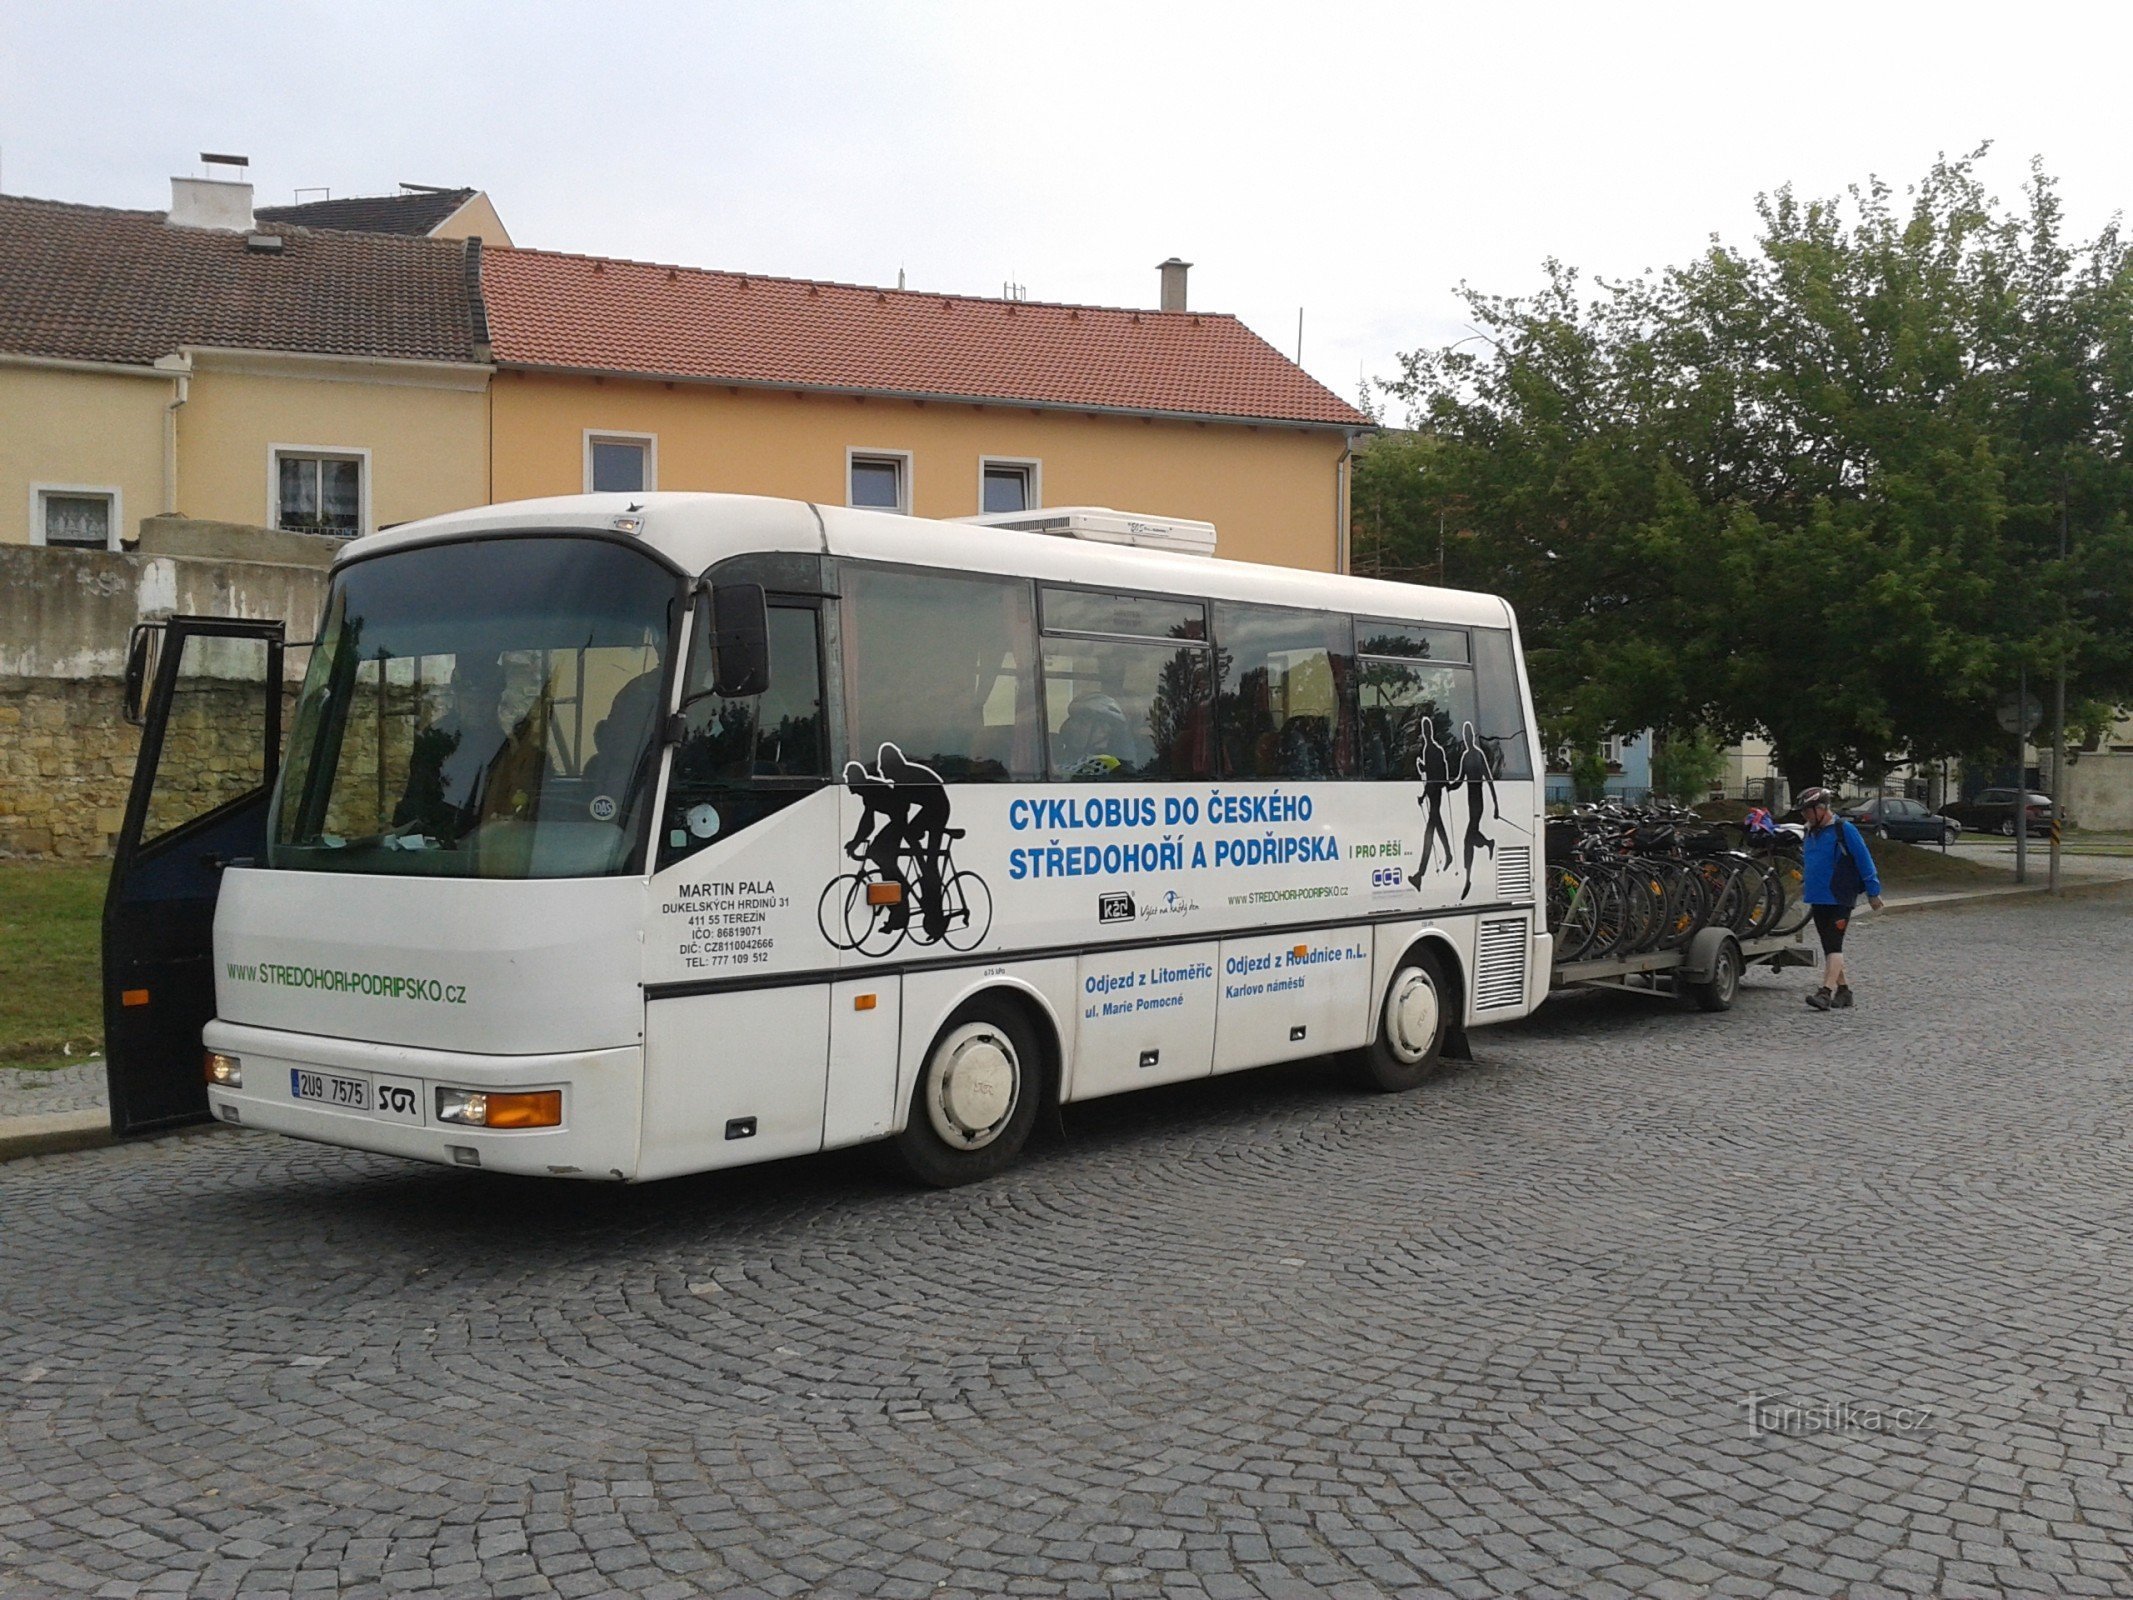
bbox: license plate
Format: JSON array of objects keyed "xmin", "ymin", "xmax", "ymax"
[{"xmin": 292, "ymin": 1068, "xmax": 368, "ymax": 1110}]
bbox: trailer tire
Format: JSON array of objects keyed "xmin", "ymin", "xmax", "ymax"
[
  {"xmin": 1354, "ymin": 949, "xmax": 1454, "ymax": 1092},
  {"xmin": 1692, "ymin": 937, "xmax": 1743, "ymax": 1012}
]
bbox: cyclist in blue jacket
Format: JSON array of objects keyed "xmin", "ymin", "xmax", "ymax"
[{"xmin": 1796, "ymin": 787, "xmax": 1884, "ymax": 1010}]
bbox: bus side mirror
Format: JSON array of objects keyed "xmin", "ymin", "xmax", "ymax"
[
  {"xmin": 710, "ymin": 583, "xmax": 770, "ymax": 698},
  {"xmin": 122, "ymin": 621, "xmax": 164, "ymax": 726}
]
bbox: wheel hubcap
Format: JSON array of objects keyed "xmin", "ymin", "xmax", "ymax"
[
  {"xmin": 928, "ymin": 1025, "xmax": 1018, "ymax": 1147},
  {"xmin": 1386, "ymin": 971, "xmax": 1440, "ymax": 1064}
]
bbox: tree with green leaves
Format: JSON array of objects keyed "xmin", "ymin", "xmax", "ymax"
[{"xmin": 1372, "ymin": 148, "xmax": 2133, "ymax": 793}]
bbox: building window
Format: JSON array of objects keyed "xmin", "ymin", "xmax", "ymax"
[
  {"xmin": 274, "ymin": 450, "xmax": 364, "ymax": 536},
  {"xmin": 981, "ymin": 459, "xmax": 1038, "ymax": 515},
  {"xmin": 34, "ymin": 487, "xmax": 120, "ymax": 550},
  {"xmin": 585, "ymin": 432, "xmax": 656, "ymax": 494},
  {"xmin": 848, "ymin": 451, "xmax": 910, "ymax": 514}
]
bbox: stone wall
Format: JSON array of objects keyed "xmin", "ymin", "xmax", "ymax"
[{"xmin": 0, "ymin": 524, "xmax": 333, "ymax": 860}]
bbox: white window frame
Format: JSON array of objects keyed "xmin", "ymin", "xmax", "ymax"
[
  {"xmin": 847, "ymin": 448, "xmax": 912, "ymax": 515},
  {"xmin": 583, "ymin": 430, "xmax": 658, "ymax": 495},
  {"xmin": 29, "ymin": 483, "xmax": 124, "ymax": 552},
  {"xmin": 978, "ymin": 456, "xmax": 1041, "ymax": 516},
  {"xmin": 267, "ymin": 444, "xmax": 372, "ymax": 538}
]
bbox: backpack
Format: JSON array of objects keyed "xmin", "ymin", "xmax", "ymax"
[{"xmin": 1829, "ymin": 821, "xmax": 1867, "ymax": 902}]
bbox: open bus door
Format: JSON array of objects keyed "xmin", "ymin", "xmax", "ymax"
[{"xmin": 103, "ymin": 616, "xmax": 284, "ymax": 1136}]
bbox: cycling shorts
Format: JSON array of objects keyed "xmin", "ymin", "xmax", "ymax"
[{"xmin": 1810, "ymin": 902, "xmax": 1854, "ymax": 954}]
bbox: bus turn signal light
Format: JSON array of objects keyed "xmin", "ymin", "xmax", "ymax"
[
  {"xmin": 437, "ymin": 1089, "xmax": 561, "ymax": 1129},
  {"xmin": 1293, "ymin": 944, "xmax": 1309, "ymax": 960},
  {"xmin": 121, "ymin": 989, "xmax": 150, "ymax": 1008},
  {"xmin": 853, "ymin": 993, "xmax": 878, "ymax": 1011},
  {"xmin": 866, "ymin": 883, "xmax": 903, "ymax": 907}
]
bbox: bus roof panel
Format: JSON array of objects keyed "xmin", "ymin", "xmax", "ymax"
[{"xmin": 347, "ymin": 492, "xmax": 1513, "ymax": 629}]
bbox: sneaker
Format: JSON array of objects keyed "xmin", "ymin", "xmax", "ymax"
[
  {"xmin": 1832, "ymin": 986, "xmax": 1854, "ymax": 1009},
  {"xmin": 1805, "ymin": 987, "xmax": 1834, "ymax": 1011}
]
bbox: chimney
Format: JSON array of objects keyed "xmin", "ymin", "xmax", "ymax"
[
  {"xmin": 1157, "ymin": 257, "xmax": 1191, "ymax": 313},
  {"xmin": 168, "ymin": 152, "xmax": 254, "ymax": 231}
]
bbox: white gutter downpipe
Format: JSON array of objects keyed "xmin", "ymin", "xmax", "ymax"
[
  {"xmin": 1335, "ymin": 428, "xmax": 1366, "ymax": 575},
  {"xmin": 155, "ymin": 353, "xmax": 192, "ymax": 516}
]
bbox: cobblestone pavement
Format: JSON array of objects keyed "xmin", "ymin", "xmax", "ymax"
[
  {"xmin": 0, "ymin": 1059, "xmax": 107, "ymax": 1118},
  {"xmin": 4, "ymin": 896, "xmax": 2131, "ymax": 1599}
]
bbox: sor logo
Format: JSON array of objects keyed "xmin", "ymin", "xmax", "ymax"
[
  {"xmin": 1098, "ymin": 892, "xmax": 1137, "ymax": 924},
  {"xmin": 1370, "ymin": 865, "xmax": 1407, "ymax": 894}
]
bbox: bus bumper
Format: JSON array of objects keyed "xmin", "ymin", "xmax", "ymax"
[{"xmin": 201, "ymin": 1020, "xmax": 643, "ymax": 1179}]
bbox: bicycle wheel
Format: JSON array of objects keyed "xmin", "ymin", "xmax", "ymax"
[
  {"xmin": 939, "ymin": 870, "xmax": 994, "ymax": 952},
  {"xmin": 1589, "ymin": 869, "xmax": 1633, "ymax": 958},
  {"xmin": 817, "ymin": 873, "xmax": 864, "ymax": 951},
  {"xmin": 841, "ymin": 872, "xmax": 908, "ymax": 958},
  {"xmin": 1659, "ymin": 867, "xmax": 1705, "ymax": 949},
  {"xmin": 1766, "ymin": 852, "xmax": 1808, "ymax": 935},
  {"xmin": 1548, "ymin": 865, "xmax": 1599, "ymax": 961}
]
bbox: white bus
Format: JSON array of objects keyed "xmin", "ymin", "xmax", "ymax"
[{"xmin": 103, "ymin": 493, "xmax": 1550, "ymax": 1184}]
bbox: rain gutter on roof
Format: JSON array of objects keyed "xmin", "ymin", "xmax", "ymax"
[
  {"xmin": 0, "ymin": 351, "xmax": 176, "ymax": 379},
  {"xmin": 176, "ymin": 345, "xmax": 493, "ymax": 387},
  {"xmin": 493, "ymin": 360, "xmax": 1363, "ymax": 431}
]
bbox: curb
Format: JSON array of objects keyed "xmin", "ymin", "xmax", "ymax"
[
  {"xmin": 1880, "ymin": 877, "xmax": 2133, "ymax": 916},
  {"xmin": 0, "ymin": 1108, "xmax": 114, "ymax": 1162},
  {"xmin": 0, "ymin": 1109, "xmax": 224, "ymax": 1165}
]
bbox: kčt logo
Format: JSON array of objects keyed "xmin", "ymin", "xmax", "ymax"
[{"xmin": 1098, "ymin": 892, "xmax": 1136, "ymax": 923}]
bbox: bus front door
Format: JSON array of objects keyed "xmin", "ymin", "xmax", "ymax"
[{"xmin": 103, "ymin": 617, "xmax": 284, "ymax": 1136}]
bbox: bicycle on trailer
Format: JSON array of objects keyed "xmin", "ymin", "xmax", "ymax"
[{"xmin": 817, "ymin": 826, "xmax": 994, "ymax": 957}]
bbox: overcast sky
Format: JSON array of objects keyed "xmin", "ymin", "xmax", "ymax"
[{"xmin": 6, "ymin": 1, "xmax": 2131, "ymax": 418}]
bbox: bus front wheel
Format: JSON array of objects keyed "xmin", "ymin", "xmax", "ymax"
[
  {"xmin": 1354, "ymin": 951, "xmax": 1453, "ymax": 1093},
  {"xmin": 890, "ymin": 1001, "xmax": 1041, "ymax": 1187}
]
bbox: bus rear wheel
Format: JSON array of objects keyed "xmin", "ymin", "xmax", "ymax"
[
  {"xmin": 1354, "ymin": 951, "xmax": 1454, "ymax": 1093},
  {"xmin": 890, "ymin": 1001, "xmax": 1041, "ymax": 1187}
]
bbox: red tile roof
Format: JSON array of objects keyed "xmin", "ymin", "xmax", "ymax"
[
  {"xmin": 482, "ymin": 248, "xmax": 1368, "ymax": 428},
  {"xmin": 0, "ymin": 194, "xmax": 483, "ymax": 366}
]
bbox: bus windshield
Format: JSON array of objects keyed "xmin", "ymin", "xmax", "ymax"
[{"xmin": 269, "ymin": 535, "xmax": 682, "ymax": 879}]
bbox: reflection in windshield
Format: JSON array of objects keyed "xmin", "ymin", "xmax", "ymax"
[{"xmin": 270, "ymin": 537, "xmax": 680, "ymax": 879}]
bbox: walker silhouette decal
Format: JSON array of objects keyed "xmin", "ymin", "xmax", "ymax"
[
  {"xmin": 819, "ymin": 743, "xmax": 994, "ymax": 956},
  {"xmin": 1409, "ymin": 721, "xmax": 1501, "ymax": 900}
]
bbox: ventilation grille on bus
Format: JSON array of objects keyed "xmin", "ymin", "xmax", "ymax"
[
  {"xmin": 1474, "ymin": 918, "xmax": 1528, "ymax": 1012},
  {"xmin": 1495, "ymin": 844, "xmax": 1532, "ymax": 903}
]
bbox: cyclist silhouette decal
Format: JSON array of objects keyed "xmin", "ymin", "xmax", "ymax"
[
  {"xmin": 1457, "ymin": 719, "xmax": 1502, "ymax": 899},
  {"xmin": 1407, "ymin": 719, "xmax": 1453, "ymax": 891},
  {"xmin": 820, "ymin": 743, "xmax": 993, "ymax": 956}
]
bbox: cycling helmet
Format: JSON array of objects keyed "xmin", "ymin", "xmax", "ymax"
[{"xmin": 1796, "ymin": 787, "xmax": 1834, "ymax": 811}]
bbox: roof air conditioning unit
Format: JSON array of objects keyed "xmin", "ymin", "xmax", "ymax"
[{"xmin": 964, "ymin": 505, "xmax": 1217, "ymax": 557}]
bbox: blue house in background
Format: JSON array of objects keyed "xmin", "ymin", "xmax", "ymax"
[{"xmin": 1545, "ymin": 731, "xmax": 1654, "ymax": 806}]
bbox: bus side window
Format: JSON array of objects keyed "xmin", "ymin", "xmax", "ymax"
[
  {"xmin": 1355, "ymin": 657, "xmax": 1477, "ymax": 781},
  {"xmin": 1213, "ymin": 603, "xmax": 1354, "ymax": 780},
  {"xmin": 1038, "ymin": 587, "xmax": 1212, "ymax": 782},
  {"xmin": 1470, "ymin": 627, "xmax": 1534, "ymax": 779},
  {"xmin": 843, "ymin": 564, "xmax": 1039, "ymax": 780}
]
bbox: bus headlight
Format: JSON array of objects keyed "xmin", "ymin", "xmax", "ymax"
[
  {"xmin": 204, "ymin": 1052, "xmax": 242, "ymax": 1088},
  {"xmin": 436, "ymin": 1088, "xmax": 561, "ymax": 1129}
]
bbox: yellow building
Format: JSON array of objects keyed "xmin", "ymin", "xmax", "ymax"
[
  {"xmin": 480, "ymin": 249, "xmax": 1369, "ymax": 571},
  {"xmin": 0, "ymin": 182, "xmax": 488, "ymax": 549},
  {"xmin": 5, "ymin": 176, "xmax": 1365, "ymax": 573}
]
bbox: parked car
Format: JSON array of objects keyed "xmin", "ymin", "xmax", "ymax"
[
  {"xmin": 1937, "ymin": 789, "xmax": 2071, "ymax": 837},
  {"xmin": 1844, "ymin": 795, "xmax": 1962, "ymax": 843}
]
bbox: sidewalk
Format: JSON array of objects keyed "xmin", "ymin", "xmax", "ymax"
[{"xmin": 6, "ymin": 874, "xmax": 2130, "ymax": 1164}]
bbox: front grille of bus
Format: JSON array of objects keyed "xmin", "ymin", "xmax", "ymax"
[
  {"xmin": 1495, "ymin": 844, "xmax": 1532, "ymax": 902},
  {"xmin": 1474, "ymin": 917, "xmax": 1528, "ymax": 1011}
]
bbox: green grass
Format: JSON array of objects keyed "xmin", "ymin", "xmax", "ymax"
[
  {"xmin": 1870, "ymin": 838, "xmax": 2010, "ymax": 890},
  {"xmin": 0, "ymin": 860, "xmax": 108, "ymax": 1069}
]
